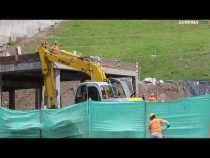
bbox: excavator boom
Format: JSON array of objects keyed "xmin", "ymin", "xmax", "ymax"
[{"xmin": 38, "ymin": 45, "xmax": 107, "ymax": 108}]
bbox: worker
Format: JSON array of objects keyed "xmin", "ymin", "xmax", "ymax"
[
  {"xmin": 148, "ymin": 113, "xmax": 170, "ymax": 138},
  {"xmin": 51, "ymin": 40, "xmax": 60, "ymax": 54},
  {"xmin": 147, "ymin": 93, "xmax": 157, "ymax": 102}
]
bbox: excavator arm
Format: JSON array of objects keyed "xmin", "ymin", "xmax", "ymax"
[{"xmin": 38, "ymin": 44, "xmax": 107, "ymax": 108}]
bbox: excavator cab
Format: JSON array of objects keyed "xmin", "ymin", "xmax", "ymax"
[
  {"xmin": 75, "ymin": 82, "xmax": 115, "ymax": 104},
  {"xmin": 74, "ymin": 81, "xmax": 143, "ymax": 104}
]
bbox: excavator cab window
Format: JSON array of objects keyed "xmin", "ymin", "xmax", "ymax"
[
  {"xmin": 100, "ymin": 85, "xmax": 115, "ymax": 99},
  {"xmin": 88, "ymin": 86, "xmax": 101, "ymax": 101},
  {"xmin": 111, "ymin": 82, "xmax": 126, "ymax": 98},
  {"xmin": 75, "ymin": 85, "xmax": 87, "ymax": 104}
]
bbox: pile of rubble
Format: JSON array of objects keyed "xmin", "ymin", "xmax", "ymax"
[{"xmin": 139, "ymin": 78, "xmax": 184, "ymax": 101}]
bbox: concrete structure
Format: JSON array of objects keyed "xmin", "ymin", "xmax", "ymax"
[
  {"xmin": 0, "ymin": 20, "xmax": 61, "ymax": 45},
  {"xmin": 0, "ymin": 52, "xmax": 139, "ymax": 109}
]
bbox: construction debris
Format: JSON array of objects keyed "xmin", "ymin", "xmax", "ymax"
[
  {"xmin": 143, "ymin": 77, "xmax": 157, "ymax": 85},
  {"xmin": 139, "ymin": 80, "xmax": 210, "ymax": 101}
]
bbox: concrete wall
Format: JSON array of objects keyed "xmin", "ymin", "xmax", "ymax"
[{"xmin": 0, "ymin": 20, "xmax": 62, "ymax": 44}]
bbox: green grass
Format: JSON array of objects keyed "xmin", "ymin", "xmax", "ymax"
[{"xmin": 21, "ymin": 20, "xmax": 210, "ymax": 80}]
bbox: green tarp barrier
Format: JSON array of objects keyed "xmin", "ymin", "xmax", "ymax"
[
  {"xmin": 0, "ymin": 95, "xmax": 209, "ymax": 138},
  {"xmin": 89, "ymin": 101, "xmax": 146, "ymax": 138},
  {"xmin": 0, "ymin": 108, "xmax": 40, "ymax": 138},
  {"xmin": 146, "ymin": 95, "xmax": 210, "ymax": 138},
  {"xmin": 41, "ymin": 101, "xmax": 89, "ymax": 138}
]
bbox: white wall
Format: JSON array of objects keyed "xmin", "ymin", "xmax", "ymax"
[{"xmin": 0, "ymin": 20, "xmax": 62, "ymax": 44}]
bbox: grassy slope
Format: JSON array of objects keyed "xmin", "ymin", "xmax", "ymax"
[{"xmin": 22, "ymin": 20, "xmax": 210, "ymax": 80}]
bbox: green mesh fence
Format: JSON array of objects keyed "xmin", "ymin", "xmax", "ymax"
[
  {"xmin": 89, "ymin": 101, "xmax": 146, "ymax": 138},
  {"xmin": 145, "ymin": 95, "xmax": 210, "ymax": 138},
  {"xmin": 0, "ymin": 108, "xmax": 41, "ymax": 138},
  {"xmin": 0, "ymin": 95, "xmax": 209, "ymax": 138},
  {"xmin": 41, "ymin": 101, "xmax": 89, "ymax": 138}
]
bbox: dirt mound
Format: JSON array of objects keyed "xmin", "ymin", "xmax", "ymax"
[{"xmin": 139, "ymin": 81, "xmax": 185, "ymax": 101}]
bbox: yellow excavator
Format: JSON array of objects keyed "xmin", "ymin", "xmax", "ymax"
[{"xmin": 38, "ymin": 42, "xmax": 143, "ymax": 108}]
